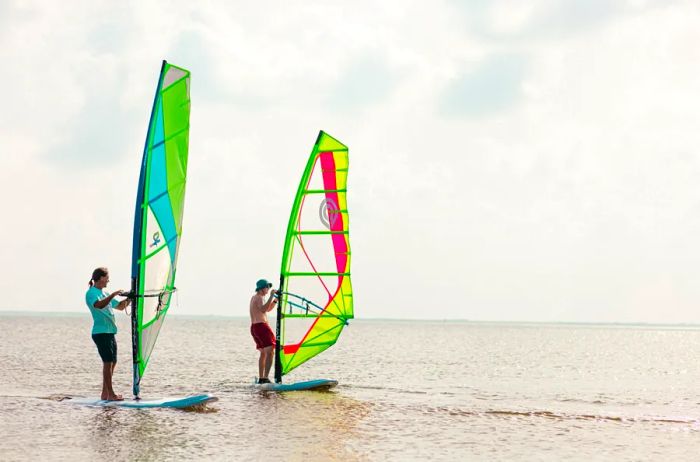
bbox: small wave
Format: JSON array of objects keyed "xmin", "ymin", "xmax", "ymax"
[
  {"xmin": 344, "ymin": 384, "xmax": 427, "ymax": 395},
  {"xmin": 433, "ymin": 406, "xmax": 700, "ymax": 424},
  {"xmin": 44, "ymin": 394, "xmax": 75, "ymax": 402},
  {"xmin": 555, "ymin": 397, "xmax": 607, "ymax": 405},
  {"xmin": 0, "ymin": 393, "xmax": 75, "ymax": 401}
]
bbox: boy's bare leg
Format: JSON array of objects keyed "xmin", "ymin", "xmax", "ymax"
[{"xmin": 263, "ymin": 346, "xmax": 273, "ymax": 379}]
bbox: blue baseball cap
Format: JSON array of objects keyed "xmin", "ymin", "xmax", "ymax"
[{"xmin": 255, "ymin": 279, "xmax": 272, "ymax": 291}]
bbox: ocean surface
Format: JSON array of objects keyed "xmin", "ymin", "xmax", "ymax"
[{"xmin": 2, "ymin": 313, "xmax": 700, "ymax": 461}]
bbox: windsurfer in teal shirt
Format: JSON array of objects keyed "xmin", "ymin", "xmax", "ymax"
[{"xmin": 85, "ymin": 267, "xmax": 130, "ymax": 401}]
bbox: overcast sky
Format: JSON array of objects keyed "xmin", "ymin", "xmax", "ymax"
[{"xmin": 2, "ymin": 0, "xmax": 700, "ymax": 322}]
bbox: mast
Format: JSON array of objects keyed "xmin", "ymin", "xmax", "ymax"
[
  {"xmin": 274, "ymin": 275, "xmax": 284, "ymax": 383},
  {"xmin": 131, "ymin": 60, "xmax": 167, "ymax": 399},
  {"xmin": 130, "ymin": 280, "xmax": 140, "ymax": 398}
]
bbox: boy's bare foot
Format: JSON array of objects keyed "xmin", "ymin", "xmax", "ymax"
[{"xmin": 106, "ymin": 394, "xmax": 124, "ymax": 401}]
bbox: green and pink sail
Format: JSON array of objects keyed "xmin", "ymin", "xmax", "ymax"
[
  {"xmin": 274, "ymin": 131, "xmax": 354, "ymax": 382},
  {"xmin": 130, "ymin": 61, "xmax": 191, "ymax": 397}
]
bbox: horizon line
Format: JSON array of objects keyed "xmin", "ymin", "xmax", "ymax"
[{"xmin": 1, "ymin": 309, "xmax": 700, "ymax": 328}]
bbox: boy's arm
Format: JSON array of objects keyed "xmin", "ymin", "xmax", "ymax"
[{"xmin": 263, "ymin": 290, "xmax": 278, "ymax": 312}]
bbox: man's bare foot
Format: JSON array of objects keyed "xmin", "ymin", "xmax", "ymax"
[
  {"xmin": 106, "ymin": 394, "xmax": 124, "ymax": 401},
  {"xmin": 101, "ymin": 394, "xmax": 109, "ymax": 400}
]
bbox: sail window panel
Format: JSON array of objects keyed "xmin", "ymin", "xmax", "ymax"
[
  {"xmin": 162, "ymin": 65, "xmax": 187, "ymax": 90},
  {"xmin": 139, "ymin": 314, "xmax": 167, "ymax": 375},
  {"xmin": 283, "ymin": 276, "xmax": 330, "ymax": 312},
  {"xmin": 297, "ymin": 193, "xmax": 348, "ymax": 235},
  {"xmin": 283, "ymin": 273, "xmax": 343, "ymax": 315},
  {"xmin": 140, "ymin": 289, "xmax": 172, "ymax": 328},
  {"xmin": 303, "ymin": 316, "xmax": 345, "ymax": 346},
  {"xmin": 143, "ymin": 206, "xmax": 167, "ymax": 257},
  {"xmin": 280, "ymin": 318, "xmax": 345, "ymax": 373},
  {"xmin": 284, "ymin": 272, "xmax": 346, "ymax": 310},
  {"xmin": 281, "ymin": 315, "xmax": 317, "ymax": 347},
  {"xmin": 288, "ymin": 234, "xmax": 343, "ymax": 275},
  {"xmin": 141, "ymin": 203, "xmax": 176, "ymax": 293},
  {"xmin": 140, "ymin": 295, "xmax": 160, "ymax": 330},
  {"xmin": 303, "ymin": 156, "xmax": 325, "ymax": 192},
  {"xmin": 141, "ymin": 246, "xmax": 173, "ymax": 323},
  {"xmin": 286, "ymin": 241, "xmax": 315, "ymax": 275}
]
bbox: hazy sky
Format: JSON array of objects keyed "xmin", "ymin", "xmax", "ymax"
[{"xmin": 2, "ymin": 0, "xmax": 700, "ymax": 322}]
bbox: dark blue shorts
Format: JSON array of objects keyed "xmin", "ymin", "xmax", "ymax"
[{"xmin": 92, "ymin": 333, "xmax": 117, "ymax": 363}]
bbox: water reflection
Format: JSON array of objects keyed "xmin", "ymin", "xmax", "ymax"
[
  {"xmin": 249, "ymin": 391, "xmax": 372, "ymax": 461},
  {"xmin": 89, "ymin": 408, "xmax": 188, "ymax": 460}
]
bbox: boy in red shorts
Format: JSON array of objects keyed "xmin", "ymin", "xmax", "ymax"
[{"xmin": 250, "ymin": 279, "xmax": 278, "ymax": 384}]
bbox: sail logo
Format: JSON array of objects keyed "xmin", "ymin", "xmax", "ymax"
[
  {"xmin": 319, "ymin": 198, "xmax": 339, "ymax": 229},
  {"xmin": 150, "ymin": 231, "xmax": 161, "ymax": 248}
]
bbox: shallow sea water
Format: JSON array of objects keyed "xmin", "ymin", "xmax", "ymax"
[{"xmin": 2, "ymin": 314, "xmax": 700, "ymax": 460}]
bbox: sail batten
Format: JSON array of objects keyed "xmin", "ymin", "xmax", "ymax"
[
  {"xmin": 130, "ymin": 61, "xmax": 191, "ymax": 397},
  {"xmin": 275, "ymin": 131, "xmax": 353, "ymax": 382}
]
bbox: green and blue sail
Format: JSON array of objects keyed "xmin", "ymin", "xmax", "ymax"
[{"xmin": 130, "ymin": 61, "xmax": 191, "ymax": 398}]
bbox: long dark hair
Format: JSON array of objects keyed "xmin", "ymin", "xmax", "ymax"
[{"xmin": 89, "ymin": 267, "xmax": 108, "ymax": 287}]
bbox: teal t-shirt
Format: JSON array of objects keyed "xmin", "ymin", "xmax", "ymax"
[{"xmin": 85, "ymin": 286, "xmax": 119, "ymax": 335}]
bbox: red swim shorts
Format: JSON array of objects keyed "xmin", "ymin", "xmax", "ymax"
[{"xmin": 251, "ymin": 322, "xmax": 276, "ymax": 350}]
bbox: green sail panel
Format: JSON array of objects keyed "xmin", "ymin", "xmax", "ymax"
[
  {"xmin": 277, "ymin": 131, "xmax": 353, "ymax": 379},
  {"xmin": 130, "ymin": 61, "xmax": 191, "ymax": 397}
]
